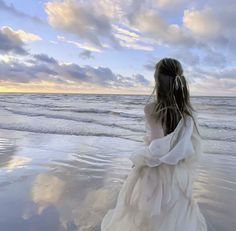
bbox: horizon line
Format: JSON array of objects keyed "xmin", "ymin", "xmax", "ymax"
[{"xmin": 0, "ymin": 91, "xmax": 235, "ymax": 97}]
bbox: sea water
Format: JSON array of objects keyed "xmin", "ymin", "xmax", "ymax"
[{"xmin": 0, "ymin": 93, "xmax": 235, "ymax": 231}]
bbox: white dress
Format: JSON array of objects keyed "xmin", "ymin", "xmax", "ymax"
[{"xmin": 101, "ymin": 104, "xmax": 208, "ymax": 231}]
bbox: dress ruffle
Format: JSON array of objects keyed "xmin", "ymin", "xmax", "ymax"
[{"xmin": 101, "ymin": 114, "xmax": 207, "ymax": 231}]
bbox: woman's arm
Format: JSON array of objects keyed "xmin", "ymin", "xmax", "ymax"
[{"xmin": 129, "ymin": 115, "xmax": 195, "ymax": 168}]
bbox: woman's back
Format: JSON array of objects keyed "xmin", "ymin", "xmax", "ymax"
[
  {"xmin": 102, "ymin": 106, "xmax": 207, "ymax": 230},
  {"xmin": 101, "ymin": 58, "xmax": 208, "ymax": 231}
]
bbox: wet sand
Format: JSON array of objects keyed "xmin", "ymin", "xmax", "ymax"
[{"xmin": 0, "ymin": 129, "xmax": 236, "ymax": 231}]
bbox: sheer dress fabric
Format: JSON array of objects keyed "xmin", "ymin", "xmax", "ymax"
[{"xmin": 101, "ymin": 103, "xmax": 208, "ymax": 231}]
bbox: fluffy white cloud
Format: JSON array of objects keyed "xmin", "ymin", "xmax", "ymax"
[
  {"xmin": 1, "ymin": 0, "xmax": 235, "ymax": 95},
  {"xmin": 0, "ymin": 26, "xmax": 41, "ymax": 55},
  {"xmin": 128, "ymin": 9, "xmax": 196, "ymax": 48},
  {"xmin": 45, "ymin": 0, "xmax": 119, "ymax": 48},
  {"xmin": 13, "ymin": 29, "xmax": 41, "ymax": 42},
  {"xmin": 184, "ymin": 8, "xmax": 221, "ymax": 37},
  {"xmin": 44, "ymin": 0, "xmax": 235, "ymax": 61},
  {"xmin": 183, "ymin": 6, "xmax": 236, "ymax": 52},
  {"xmin": 46, "ymin": 0, "xmax": 156, "ymax": 51}
]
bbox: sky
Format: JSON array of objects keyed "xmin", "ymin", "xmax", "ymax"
[{"xmin": 0, "ymin": 0, "xmax": 235, "ymax": 96}]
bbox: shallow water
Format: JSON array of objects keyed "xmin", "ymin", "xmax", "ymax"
[{"xmin": 0, "ymin": 93, "xmax": 235, "ymax": 231}]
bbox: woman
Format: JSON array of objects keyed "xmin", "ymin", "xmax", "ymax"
[{"xmin": 101, "ymin": 58, "xmax": 208, "ymax": 231}]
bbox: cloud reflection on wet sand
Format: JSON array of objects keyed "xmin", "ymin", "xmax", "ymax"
[{"xmin": 0, "ymin": 132, "xmax": 236, "ymax": 230}]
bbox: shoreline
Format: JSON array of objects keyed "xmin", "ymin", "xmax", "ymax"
[{"xmin": 0, "ymin": 129, "xmax": 236, "ymax": 230}]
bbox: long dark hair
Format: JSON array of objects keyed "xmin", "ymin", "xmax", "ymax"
[{"xmin": 146, "ymin": 58, "xmax": 201, "ymax": 137}]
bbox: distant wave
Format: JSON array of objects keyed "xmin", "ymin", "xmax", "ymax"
[
  {"xmin": 0, "ymin": 121, "xmax": 235, "ymax": 145},
  {"xmin": 6, "ymin": 107, "xmax": 236, "ymax": 131},
  {"xmin": 0, "ymin": 99, "xmax": 143, "ymax": 119},
  {"xmin": 0, "ymin": 123, "xmax": 141, "ymax": 142},
  {"xmin": 203, "ymin": 136, "xmax": 236, "ymax": 143},
  {"xmin": 199, "ymin": 121, "xmax": 236, "ymax": 131},
  {"xmin": 0, "ymin": 124, "xmax": 235, "ymax": 158},
  {"xmin": 51, "ymin": 108, "xmax": 142, "ymax": 119},
  {"xmin": 0, "ymin": 100, "xmax": 67, "ymax": 111},
  {"xmin": 203, "ymin": 151, "xmax": 236, "ymax": 157},
  {"xmin": 4, "ymin": 108, "xmax": 144, "ymax": 133},
  {"xmin": 5, "ymin": 106, "xmax": 142, "ymax": 119}
]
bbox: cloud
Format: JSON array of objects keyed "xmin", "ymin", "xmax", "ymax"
[
  {"xmin": 180, "ymin": 64, "xmax": 236, "ymax": 95},
  {"xmin": 13, "ymin": 29, "xmax": 41, "ymax": 42},
  {"xmin": 45, "ymin": 0, "xmax": 120, "ymax": 48},
  {"xmin": 67, "ymin": 40, "xmax": 102, "ymax": 53},
  {"xmin": 0, "ymin": 54, "xmax": 151, "ymax": 90},
  {"xmin": 0, "ymin": 59, "xmax": 58, "ymax": 83},
  {"xmin": 1, "ymin": 26, "xmax": 41, "ymax": 43},
  {"xmin": 1, "ymin": 0, "xmax": 235, "ymax": 95},
  {"xmin": 184, "ymin": 8, "xmax": 220, "ymax": 37},
  {"xmin": 113, "ymin": 25, "xmax": 155, "ymax": 51},
  {"xmin": 201, "ymin": 48, "xmax": 227, "ymax": 67},
  {"xmin": 171, "ymin": 48, "xmax": 200, "ymax": 66},
  {"xmin": 122, "ymin": 0, "xmax": 235, "ymax": 66},
  {"xmin": 183, "ymin": 6, "xmax": 236, "ymax": 52},
  {"xmin": 154, "ymin": 0, "xmax": 188, "ymax": 9},
  {"xmin": 127, "ymin": 8, "xmax": 197, "ymax": 48},
  {"xmin": 79, "ymin": 50, "xmax": 94, "ymax": 59},
  {"xmin": 34, "ymin": 54, "xmax": 58, "ymax": 64},
  {"xmin": 197, "ymin": 66, "xmax": 236, "ymax": 80},
  {"xmin": 142, "ymin": 54, "xmax": 236, "ymax": 95},
  {"xmin": 57, "ymin": 35, "xmax": 102, "ymax": 52},
  {"xmin": 190, "ymin": 76, "xmax": 236, "ymax": 96},
  {"xmin": 0, "ymin": 26, "xmax": 41, "ymax": 55},
  {"xmin": 134, "ymin": 74, "xmax": 150, "ymax": 86},
  {"xmin": 144, "ymin": 52, "xmax": 200, "ymax": 72},
  {"xmin": 0, "ymin": 26, "xmax": 27, "ymax": 55},
  {"xmin": 45, "ymin": 0, "xmax": 155, "ymax": 51},
  {"xmin": 43, "ymin": 0, "xmax": 236, "ymax": 60},
  {"xmin": 143, "ymin": 60, "xmax": 156, "ymax": 71},
  {"xmin": 0, "ymin": 0, "xmax": 44, "ymax": 23}
]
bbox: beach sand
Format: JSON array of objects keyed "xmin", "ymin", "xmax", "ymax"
[{"xmin": 0, "ymin": 128, "xmax": 236, "ymax": 231}]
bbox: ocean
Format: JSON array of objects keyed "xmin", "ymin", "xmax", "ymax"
[{"xmin": 0, "ymin": 93, "xmax": 235, "ymax": 231}]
